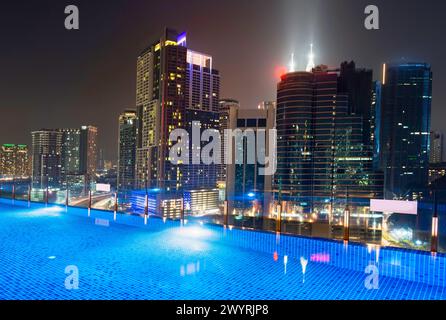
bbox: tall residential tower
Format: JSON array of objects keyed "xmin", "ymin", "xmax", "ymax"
[
  {"xmin": 31, "ymin": 129, "xmax": 63, "ymax": 188},
  {"xmin": 135, "ymin": 28, "xmax": 220, "ymax": 192},
  {"xmin": 118, "ymin": 110, "xmax": 138, "ymax": 191}
]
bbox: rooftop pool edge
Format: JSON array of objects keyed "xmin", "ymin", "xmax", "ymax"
[{"xmin": 0, "ymin": 197, "xmax": 443, "ymax": 259}]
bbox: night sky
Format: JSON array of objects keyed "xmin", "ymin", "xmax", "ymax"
[{"xmin": 0, "ymin": 0, "xmax": 445, "ymax": 160}]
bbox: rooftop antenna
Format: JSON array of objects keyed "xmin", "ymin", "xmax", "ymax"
[{"xmin": 306, "ymin": 43, "xmax": 315, "ymax": 72}]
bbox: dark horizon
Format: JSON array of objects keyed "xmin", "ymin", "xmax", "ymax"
[{"xmin": 1, "ymin": 0, "xmax": 445, "ymax": 160}]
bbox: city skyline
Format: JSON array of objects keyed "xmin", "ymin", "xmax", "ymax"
[
  {"xmin": 1, "ymin": 0, "xmax": 445, "ymax": 160},
  {"xmin": 2, "ymin": 1, "xmax": 446, "ymax": 304}
]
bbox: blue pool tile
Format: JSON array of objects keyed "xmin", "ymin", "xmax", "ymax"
[{"xmin": 0, "ymin": 199, "xmax": 445, "ymax": 300}]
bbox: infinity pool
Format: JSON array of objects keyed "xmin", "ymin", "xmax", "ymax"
[{"xmin": 0, "ymin": 199, "xmax": 445, "ymax": 300}]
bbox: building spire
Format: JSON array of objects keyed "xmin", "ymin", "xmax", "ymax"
[
  {"xmin": 306, "ymin": 44, "xmax": 315, "ymax": 72},
  {"xmin": 289, "ymin": 53, "xmax": 295, "ymax": 73}
]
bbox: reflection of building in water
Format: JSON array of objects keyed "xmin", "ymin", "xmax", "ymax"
[
  {"xmin": 180, "ymin": 261, "xmax": 201, "ymax": 276},
  {"xmin": 300, "ymin": 257, "xmax": 308, "ymax": 283}
]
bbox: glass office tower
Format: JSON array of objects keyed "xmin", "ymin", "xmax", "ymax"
[
  {"xmin": 381, "ymin": 63, "xmax": 432, "ymax": 199},
  {"xmin": 275, "ymin": 65, "xmax": 383, "ymax": 218}
]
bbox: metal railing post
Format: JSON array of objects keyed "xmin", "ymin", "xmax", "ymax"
[
  {"xmin": 276, "ymin": 202, "xmax": 282, "ymax": 234},
  {"xmin": 224, "ymin": 200, "xmax": 229, "ymax": 227},
  {"xmin": 431, "ymin": 191, "xmax": 439, "ymax": 253},
  {"xmin": 343, "ymin": 188, "xmax": 350, "ymax": 242}
]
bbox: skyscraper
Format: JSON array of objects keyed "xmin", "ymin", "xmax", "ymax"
[
  {"xmin": 381, "ymin": 63, "xmax": 432, "ymax": 199},
  {"xmin": 430, "ymin": 131, "xmax": 443, "ymax": 164},
  {"xmin": 226, "ymin": 102, "xmax": 276, "ymax": 214},
  {"xmin": 135, "ymin": 28, "xmax": 220, "ymax": 192},
  {"xmin": 118, "ymin": 110, "xmax": 137, "ymax": 191},
  {"xmin": 61, "ymin": 128, "xmax": 81, "ymax": 176},
  {"xmin": 183, "ymin": 50, "xmax": 220, "ymax": 190},
  {"xmin": 0, "ymin": 144, "xmax": 29, "ymax": 178},
  {"xmin": 371, "ymin": 81, "xmax": 382, "ymax": 169},
  {"xmin": 275, "ymin": 65, "xmax": 382, "ymax": 216},
  {"xmin": 31, "ymin": 126, "xmax": 98, "ymax": 190},
  {"xmin": 31, "ymin": 129, "xmax": 63, "ymax": 188},
  {"xmin": 80, "ymin": 125, "xmax": 98, "ymax": 180},
  {"xmin": 218, "ymin": 99, "xmax": 240, "ymax": 183},
  {"xmin": 98, "ymin": 149, "xmax": 105, "ymax": 171},
  {"xmin": 338, "ymin": 61, "xmax": 374, "ymax": 146},
  {"xmin": 135, "ymin": 28, "xmax": 187, "ymax": 191}
]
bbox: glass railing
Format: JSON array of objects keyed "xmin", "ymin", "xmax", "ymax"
[{"xmin": 0, "ymin": 177, "xmax": 444, "ymax": 254}]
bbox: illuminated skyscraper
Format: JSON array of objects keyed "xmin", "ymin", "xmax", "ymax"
[
  {"xmin": 61, "ymin": 128, "xmax": 81, "ymax": 176},
  {"xmin": 80, "ymin": 125, "xmax": 98, "ymax": 180},
  {"xmin": 135, "ymin": 28, "xmax": 220, "ymax": 192},
  {"xmin": 275, "ymin": 65, "xmax": 382, "ymax": 215},
  {"xmin": 381, "ymin": 63, "xmax": 432, "ymax": 199},
  {"xmin": 118, "ymin": 110, "xmax": 137, "ymax": 191},
  {"xmin": 135, "ymin": 28, "xmax": 187, "ymax": 191},
  {"xmin": 183, "ymin": 50, "xmax": 220, "ymax": 190},
  {"xmin": 31, "ymin": 129, "xmax": 63, "ymax": 188},
  {"xmin": 0, "ymin": 144, "xmax": 29, "ymax": 178}
]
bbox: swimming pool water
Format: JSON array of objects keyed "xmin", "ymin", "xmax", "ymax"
[{"xmin": 0, "ymin": 199, "xmax": 445, "ymax": 300}]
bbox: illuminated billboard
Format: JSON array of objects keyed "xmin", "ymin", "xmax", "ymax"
[
  {"xmin": 96, "ymin": 184, "xmax": 111, "ymax": 192},
  {"xmin": 370, "ymin": 199, "xmax": 417, "ymax": 215}
]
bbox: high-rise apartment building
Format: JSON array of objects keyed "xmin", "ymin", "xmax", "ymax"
[
  {"xmin": 118, "ymin": 110, "xmax": 138, "ymax": 191},
  {"xmin": 31, "ymin": 129, "xmax": 63, "ymax": 188},
  {"xmin": 80, "ymin": 125, "xmax": 98, "ymax": 180},
  {"xmin": 135, "ymin": 28, "xmax": 220, "ymax": 193},
  {"xmin": 0, "ymin": 144, "xmax": 29, "ymax": 177},
  {"xmin": 183, "ymin": 50, "xmax": 220, "ymax": 190},
  {"xmin": 32, "ymin": 126, "xmax": 98, "ymax": 189},
  {"xmin": 135, "ymin": 28, "xmax": 187, "ymax": 192},
  {"xmin": 61, "ymin": 128, "xmax": 81, "ymax": 176},
  {"xmin": 381, "ymin": 63, "xmax": 432, "ymax": 199}
]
